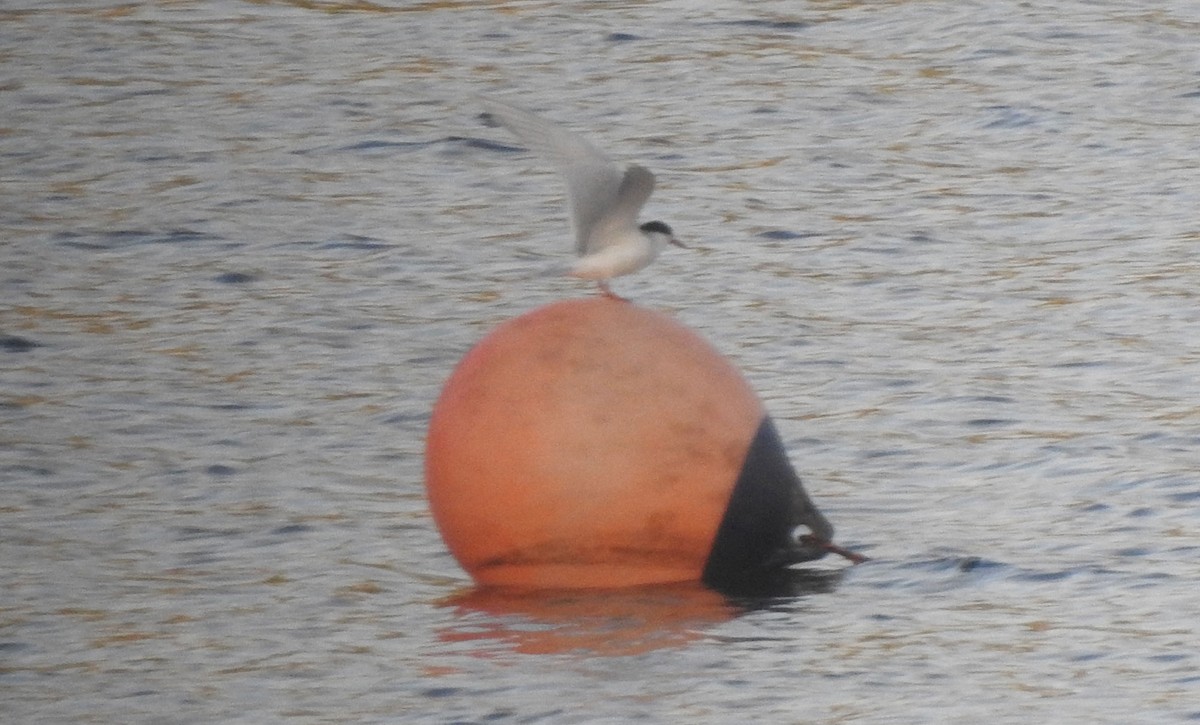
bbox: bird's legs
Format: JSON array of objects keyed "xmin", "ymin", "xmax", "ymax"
[{"xmin": 596, "ymin": 280, "xmax": 629, "ymax": 302}]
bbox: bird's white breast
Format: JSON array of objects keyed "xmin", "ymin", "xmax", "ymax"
[{"xmin": 569, "ymin": 231, "xmax": 659, "ymax": 280}]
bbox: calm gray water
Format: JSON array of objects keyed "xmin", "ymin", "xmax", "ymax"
[{"xmin": 4, "ymin": 1, "xmax": 1200, "ymax": 722}]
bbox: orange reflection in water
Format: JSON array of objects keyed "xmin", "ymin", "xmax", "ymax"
[
  {"xmin": 436, "ymin": 582, "xmax": 736, "ymax": 657},
  {"xmin": 434, "ymin": 569, "xmax": 843, "ymax": 657}
]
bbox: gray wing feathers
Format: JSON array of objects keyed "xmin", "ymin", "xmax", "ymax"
[
  {"xmin": 566, "ymin": 163, "xmax": 624, "ymax": 254},
  {"xmin": 582, "ymin": 165, "xmax": 655, "ymax": 253},
  {"xmin": 612, "ymin": 165, "xmax": 655, "ymax": 225},
  {"xmin": 478, "ymin": 96, "xmax": 632, "ymax": 254}
]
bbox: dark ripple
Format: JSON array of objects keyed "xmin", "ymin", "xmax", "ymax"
[
  {"xmin": 121, "ymin": 689, "xmax": 159, "ymax": 698},
  {"xmin": 983, "ymin": 106, "xmax": 1040, "ymax": 129},
  {"xmin": 176, "ymin": 526, "xmax": 244, "ymax": 540},
  {"xmin": 1019, "ymin": 569, "xmax": 1077, "ymax": 582},
  {"xmin": 862, "ymin": 556, "xmax": 1013, "ymax": 590},
  {"xmin": 452, "ymin": 133, "xmax": 527, "ymax": 154},
  {"xmin": 293, "ymin": 138, "xmax": 430, "ymax": 155},
  {"xmin": 1148, "ymin": 653, "xmax": 1189, "ymax": 663},
  {"xmin": 907, "ymin": 232, "xmax": 944, "ymax": 244},
  {"xmin": 214, "ymin": 271, "xmax": 256, "ymax": 284},
  {"xmin": 757, "ymin": 230, "xmax": 816, "ymax": 240},
  {"xmin": 319, "ymin": 235, "xmax": 391, "ymax": 250},
  {"xmin": 338, "ymin": 139, "xmax": 427, "ymax": 152},
  {"xmin": 953, "ymin": 556, "xmax": 1005, "ymax": 574},
  {"xmin": 382, "ymin": 410, "xmax": 430, "ymax": 426},
  {"xmin": 1051, "ymin": 359, "xmax": 1109, "ymax": 369},
  {"xmin": 712, "ymin": 19, "xmax": 809, "ymax": 31},
  {"xmin": 1, "ymin": 464, "xmax": 54, "ymax": 476},
  {"xmin": 271, "ymin": 523, "xmax": 312, "ymax": 536},
  {"xmin": 53, "ymin": 229, "xmax": 219, "ymax": 249},
  {"xmin": 0, "ymin": 334, "xmax": 39, "ymax": 353},
  {"xmin": 882, "ymin": 556, "xmax": 1131, "ymax": 586},
  {"xmin": 422, "ymin": 687, "xmax": 461, "ymax": 698},
  {"xmin": 973, "ymin": 395, "xmax": 1015, "ymax": 404},
  {"xmin": 207, "ymin": 402, "xmax": 266, "ymax": 411},
  {"xmin": 965, "ymin": 47, "xmax": 1018, "ymax": 60},
  {"xmin": 966, "ymin": 418, "xmax": 1017, "ymax": 427},
  {"xmin": 862, "ymin": 448, "xmax": 912, "ymax": 459},
  {"xmin": 132, "ymin": 149, "xmax": 215, "ymax": 163},
  {"xmin": 900, "ymin": 556, "xmax": 1008, "ymax": 576}
]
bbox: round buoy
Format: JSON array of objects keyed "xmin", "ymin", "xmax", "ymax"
[{"xmin": 425, "ymin": 298, "xmax": 834, "ymax": 590}]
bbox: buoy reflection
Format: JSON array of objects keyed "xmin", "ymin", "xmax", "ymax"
[{"xmin": 435, "ymin": 569, "xmax": 845, "ymax": 657}]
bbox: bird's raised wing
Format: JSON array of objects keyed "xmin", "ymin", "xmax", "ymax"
[
  {"xmin": 478, "ymin": 96, "xmax": 626, "ymax": 254},
  {"xmin": 583, "ymin": 164, "xmax": 656, "ymax": 254}
]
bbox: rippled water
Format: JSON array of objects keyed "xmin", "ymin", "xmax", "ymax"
[{"xmin": 4, "ymin": 1, "xmax": 1200, "ymax": 722}]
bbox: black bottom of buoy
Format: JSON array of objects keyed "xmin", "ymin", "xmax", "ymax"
[
  {"xmin": 721, "ymin": 567, "xmax": 845, "ymax": 605},
  {"xmin": 702, "ymin": 416, "xmax": 834, "ymax": 594}
]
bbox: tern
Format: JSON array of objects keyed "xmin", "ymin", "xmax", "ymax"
[{"xmin": 478, "ymin": 96, "xmax": 684, "ymax": 300}]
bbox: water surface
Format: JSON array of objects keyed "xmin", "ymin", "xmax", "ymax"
[{"xmin": 3, "ymin": 1, "xmax": 1200, "ymax": 722}]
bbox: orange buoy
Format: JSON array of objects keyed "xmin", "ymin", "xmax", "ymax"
[{"xmin": 424, "ymin": 298, "xmax": 834, "ymax": 590}]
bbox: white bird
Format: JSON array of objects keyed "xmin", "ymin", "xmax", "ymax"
[{"xmin": 478, "ymin": 96, "xmax": 684, "ymax": 300}]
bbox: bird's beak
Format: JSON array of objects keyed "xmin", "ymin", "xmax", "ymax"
[{"xmin": 669, "ymin": 237, "xmax": 688, "ymax": 249}]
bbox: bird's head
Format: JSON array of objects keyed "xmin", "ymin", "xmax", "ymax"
[{"xmin": 639, "ymin": 220, "xmax": 686, "ymax": 249}]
